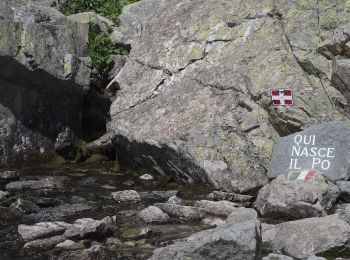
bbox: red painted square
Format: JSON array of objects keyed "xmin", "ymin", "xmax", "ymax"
[
  {"xmin": 284, "ymin": 89, "xmax": 292, "ymax": 96},
  {"xmin": 273, "ymin": 100, "xmax": 281, "ymax": 105},
  {"xmin": 271, "ymin": 90, "xmax": 280, "ymax": 96},
  {"xmin": 285, "ymin": 99, "xmax": 293, "ymax": 105}
]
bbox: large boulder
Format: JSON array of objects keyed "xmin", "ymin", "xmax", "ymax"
[
  {"xmin": 107, "ymin": 0, "xmax": 350, "ymax": 193},
  {"xmin": 0, "ymin": 0, "xmax": 91, "ymax": 167},
  {"xmin": 269, "ymin": 121, "xmax": 350, "ymax": 181},
  {"xmin": 254, "ymin": 171, "xmax": 340, "ymax": 219},
  {"xmin": 263, "ymin": 214, "xmax": 350, "ymax": 259},
  {"xmin": 150, "ymin": 207, "xmax": 261, "ymax": 259}
]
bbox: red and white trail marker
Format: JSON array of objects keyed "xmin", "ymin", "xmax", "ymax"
[
  {"xmin": 297, "ymin": 169, "xmax": 316, "ymax": 180},
  {"xmin": 271, "ymin": 89, "xmax": 294, "ymax": 106}
]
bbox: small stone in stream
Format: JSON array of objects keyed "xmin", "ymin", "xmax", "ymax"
[
  {"xmin": 262, "ymin": 254, "xmax": 293, "ymax": 260},
  {"xmin": 6, "ymin": 177, "xmax": 68, "ymax": 191},
  {"xmin": 201, "ymin": 216, "xmax": 225, "ymax": 227},
  {"xmin": 120, "ymin": 227, "xmax": 151, "ymax": 240},
  {"xmin": 254, "ymin": 172, "xmax": 340, "ymax": 219},
  {"xmin": 167, "ymin": 195, "xmax": 185, "ymax": 205},
  {"xmin": 101, "ymin": 215, "xmax": 117, "ymax": 224},
  {"xmin": 38, "ymin": 203, "xmax": 96, "ymax": 219},
  {"xmin": 139, "ymin": 190, "xmax": 178, "ymax": 201},
  {"xmin": 193, "ymin": 200, "xmax": 239, "ymax": 217},
  {"xmin": 24, "ymin": 197, "xmax": 61, "ymax": 207},
  {"xmin": 18, "ymin": 221, "xmax": 72, "ymax": 241},
  {"xmin": 139, "ymin": 174, "xmax": 154, "ymax": 181},
  {"xmin": 24, "ymin": 235, "xmax": 65, "ymax": 256},
  {"xmin": 10, "ymin": 198, "xmax": 40, "ymax": 214},
  {"xmin": 263, "ymin": 214, "xmax": 350, "ymax": 259},
  {"xmin": 154, "ymin": 203, "xmax": 206, "ymax": 221},
  {"xmin": 106, "ymin": 237, "xmax": 123, "ymax": 246},
  {"xmin": 0, "ymin": 206, "xmax": 22, "ymax": 226},
  {"xmin": 0, "ymin": 170, "xmax": 20, "ymax": 180},
  {"xmin": 336, "ymin": 181, "xmax": 350, "ymax": 202},
  {"xmin": 122, "ymin": 180, "xmax": 135, "ymax": 187},
  {"xmin": 64, "ymin": 218, "xmax": 111, "ymax": 240},
  {"xmin": 208, "ymin": 191, "xmax": 254, "ymax": 203},
  {"xmin": 0, "ymin": 191, "xmax": 9, "ymax": 200},
  {"xmin": 56, "ymin": 245, "xmax": 112, "ymax": 260},
  {"xmin": 55, "ymin": 239, "xmax": 85, "ymax": 251},
  {"xmin": 138, "ymin": 206, "xmax": 170, "ymax": 223},
  {"xmin": 111, "ymin": 190, "xmax": 141, "ymax": 203}
]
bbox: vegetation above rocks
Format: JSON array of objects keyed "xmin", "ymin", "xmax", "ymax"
[{"xmin": 56, "ymin": 0, "xmax": 137, "ymax": 72}]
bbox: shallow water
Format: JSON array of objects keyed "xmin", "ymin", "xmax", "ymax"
[{"xmin": 0, "ymin": 162, "xmax": 213, "ymax": 260}]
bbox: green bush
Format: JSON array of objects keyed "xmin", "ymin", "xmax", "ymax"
[
  {"xmin": 88, "ymin": 23, "xmax": 130, "ymax": 72},
  {"xmin": 57, "ymin": 0, "xmax": 139, "ymax": 24}
]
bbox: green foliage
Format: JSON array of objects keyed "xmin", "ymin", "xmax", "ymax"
[
  {"xmin": 57, "ymin": 0, "xmax": 139, "ymax": 24},
  {"xmin": 88, "ymin": 23, "xmax": 129, "ymax": 72}
]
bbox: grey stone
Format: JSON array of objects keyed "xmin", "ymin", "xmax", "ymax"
[
  {"xmin": 193, "ymin": 200, "xmax": 239, "ymax": 217},
  {"xmin": 138, "ymin": 206, "xmax": 169, "ymax": 223},
  {"xmin": 139, "ymin": 174, "xmax": 154, "ymax": 181},
  {"xmin": 10, "ymin": 198, "xmax": 40, "ymax": 214},
  {"xmin": 154, "ymin": 203, "xmax": 206, "ymax": 221},
  {"xmin": 18, "ymin": 221, "xmax": 72, "ymax": 241},
  {"xmin": 0, "ymin": 206, "xmax": 22, "ymax": 226},
  {"xmin": 64, "ymin": 218, "xmax": 110, "ymax": 240},
  {"xmin": 111, "ymin": 190, "xmax": 141, "ymax": 203},
  {"xmin": 262, "ymin": 254, "xmax": 293, "ymax": 260},
  {"xmin": 208, "ymin": 191, "xmax": 254, "ymax": 203},
  {"xmin": 306, "ymin": 257, "xmax": 327, "ymax": 260},
  {"xmin": 6, "ymin": 177, "xmax": 68, "ymax": 191},
  {"xmin": 166, "ymin": 195, "xmax": 185, "ymax": 205},
  {"xmin": 263, "ymin": 215, "xmax": 350, "ymax": 259},
  {"xmin": 254, "ymin": 172, "xmax": 340, "ymax": 219},
  {"xmin": 150, "ymin": 207, "xmax": 261, "ymax": 259},
  {"xmin": 268, "ymin": 121, "xmax": 350, "ymax": 181},
  {"xmin": 55, "ymin": 239, "xmax": 85, "ymax": 251},
  {"xmin": 335, "ymin": 203, "xmax": 350, "ymax": 225},
  {"xmin": 337, "ymin": 181, "xmax": 350, "ymax": 202},
  {"xmin": 0, "ymin": 0, "xmax": 92, "ymax": 167},
  {"xmin": 139, "ymin": 190, "xmax": 178, "ymax": 201},
  {"xmin": 56, "ymin": 245, "xmax": 112, "ymax": 260},
  {"xmin": 201, "ymin": 216, "xmax": 226, "ymax": 227},
  {"xmin": 67, "ymin": 12, "xmax": 113, "ymax": 33},
  {"xmin": 24, "ymin": 235, "xmax": 65, "ymax": 255},
  {"xmin": 0, "ymin": 191, "xmax": 9, "ymax": 200},
  {"xmin": 0, "ymin": 170, "xmax": 20, "ymax": 180},
  {"xmin": 120, "ymin": 227, "xmax": 151, "ymax": 240}
]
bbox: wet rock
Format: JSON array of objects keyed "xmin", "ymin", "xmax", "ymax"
[
  {"xmin": 55, "ymin": 239, "xmax": 85, "ymax": 251},
  {"xmin": 111, "ymin": 190, "xmax": 141, "ymax": 203},
  {"xmin": 193, "ymin": 200, "xmax": 239, "ymax": 217},
  {"xmin": 122, "ymin": 180, "xmax": 135, "ymax": 187},
  {"xmin": 254, "ymin": 172, "xmax": 340, "ymax": 219},
  {"xmin": 37, "ymin": 203, "xmax": 95, "ymax": 220},
  {"xmin": 18, "ymin": 221, "xmax": 71, "ymax": 241},
  {"xmin": 139, "ymin": 174, "xmax": 154, "ymax": 181},
  {"xmin": 64, "ymin": 218, "xmax": 110, "ymax": 240},
  {"xmin": 208, "ymin": 191, "xmax": 254, "ymax": 204},
  {"xmin": 56, "ymin": 245, "xmax": 113, "ymax": 260},
  {"xmin": 120, "ymin": 227, "xmax": 151, "ymax": 240},
  {"xmin": 0, "ymin": 206, "xmax": 22, "ymax": 226},
  {"xmin": 201, "ymin": 216, "xmax": 225, "ymax": 227},
  {"xmin": 139, "ymin": 190, "xmax": 178, "ymax": 201},
  {"xmin": 263, "ymin": 215, "xmax": 350, "ymax": 259},
  {"xmin": 0, "ymin": 191, "xmax": 9, "ymax": 200},
  {"xmin": 24, "ymin": 235, "xmax": 65, "ymax": 255},
  {"xmin": 0, "ymin": 170, "xmax": 20, "ymax": 180},
  {"xmin": 6, "ymin": 177, "xmax": 68, "ymax": 191},
  {"xmin": 150, "ymin": 207, "xmax": 261, "ymax": 259},
  {"xmin": 154, "ymin": 203, "xmax": 206, "ymax": 221},
  {"xmin": 269, "ymin": 122, "xmax": 350, "ymax": 181},
  {"xmin": 262, "ymin": 254, "xmax": 293, "ymax": 260},
  {"xmin": 10, "ymin": 198, "xmax": 40, "ymax": 214},
  {"xmin": 138, "ymin": 206, "xmax": 169, "ymax": 224},
  {"xmin": 54, "ymin": 127, "xmax": 78, "ymax": 160},
  {"xmin": 337, "ymin": 181, "xmax": 350, "ymax": 202},
  {"xmin": 167, "ymin": 195, "xmax": 185, "ymax": 205},
  {"xmin": 22, "ymin": 196, "xmax": 61, "ymax": 207}
]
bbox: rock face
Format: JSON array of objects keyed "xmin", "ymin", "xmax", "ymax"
[
  {"xmin": 263, "ymin": 214, "xmax": 350, "ymax": 259},
  {"xmin": 0, "ymin": 0, "xmax": 91, "ymax": 166},
  {"xmin": 150, "ymin": 207, "xmax": 261, "ymax": 259},
  {"xmin": 254, "ymin": 172, "xmax": 340, "ymax": 219},
  {"xmin": 107, "ymin": 0, "xmax": 350, "ymax": 193},
  {"xmin": 269, "ymin": 121, "xmax": 350, "ymax": 181}
]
